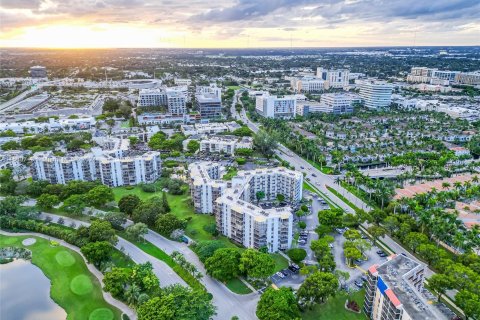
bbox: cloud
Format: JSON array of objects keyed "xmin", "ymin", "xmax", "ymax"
[{"xmin": 0, "ymin": 0, "xmax": 41, "ymax": 9}]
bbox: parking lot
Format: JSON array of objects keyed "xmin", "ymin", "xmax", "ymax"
[
  {"xmin": 332, "ymin": 229, "xmax": 388, "ymax": 292},
  {"xmin": 270, "ymin": 264, "xmax": 305, "ymax": 289}
]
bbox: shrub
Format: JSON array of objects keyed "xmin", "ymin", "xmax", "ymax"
[
  {"xmin": 287, "ymin": 248, "xmax": 307, "ymax": 263},
  {"xmin": 298, "ymin": 221, "xmax": 307, "ymax": 229}
]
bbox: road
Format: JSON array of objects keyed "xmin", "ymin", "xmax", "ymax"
[
  {"xmin": 232, "ymin": 92, "xmax": 462, "ymax": 313},
  {"xmin": 40, "ymin": 212, "xmax": 259, "ymax": 320},
  {"xmin": 39, "ymin": 212, "xmax": 186, "ymax": 288}
]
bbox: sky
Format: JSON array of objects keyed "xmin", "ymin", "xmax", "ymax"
[{"xmin": 0, "ymin": 0, "xmax": 479, "ymax": 48}]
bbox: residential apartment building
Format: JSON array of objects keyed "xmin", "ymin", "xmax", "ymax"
[
  {"xmin": 188, "ymin": 162, "xmax": 227, "ymax": 214},
  {"xmin": 195, "ymin": 93, "xmax": 223, "ymax": 120},
  {"xmin": 364, "ymin": 254, "xmax": 446, "ymax": 320},
  {"xmin": 357, "ymin": 80, "xmax": 393, "ymax": 109},
  {"xmin": 316, "ymin": 67, "xmax": 350, "ymax": 88},
  {"xmin": 214, "ymin": 167, "xmax": 303, "ymax": 252},
  {"xmin": 199, "ymin": 136, "xmax": 253, "ymax": 155},
  {"xmin": 31, "ymin": 150, "xmax": 161, "ymax": 187},
  {"xmin": 256, "ymin": 93, "xmax": 296, "ymax": 119},
  {"xmin": 138, "ymin": 87, "xmax": 186, "ymax": 115}
]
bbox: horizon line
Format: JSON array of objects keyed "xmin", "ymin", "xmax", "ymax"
[{"xmin": 1, "ymin": 45, "xmax": 479, "ymax": 50}]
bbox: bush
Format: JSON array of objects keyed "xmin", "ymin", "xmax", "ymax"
[
  {"xmin": 287, "ymin": 248, "xmax": 307, "ymax": 263},
  {"xmin": 140, "ymin": 183, "xmax": 156, "ymax": 193},
  {"xmin": 236, "ymin": 157, "xmax": 246, "ymax": 165},
  {"xmin": 0, "ymin": 216, "xmax": 87, "ymax": 247},
  {"xmin": 298, "ymin": 221, "xmax": 307, "ymax": 229}
]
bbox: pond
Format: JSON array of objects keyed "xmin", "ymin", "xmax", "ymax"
[{"xmin": 0, "ymin": 259, "xmax": 67, "ymax": 320}]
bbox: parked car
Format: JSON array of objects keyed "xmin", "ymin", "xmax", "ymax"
[
  {"xmin": 312, "ymin": 173, "xmax": 317, "ymax": 177},
  {"xmin": 276, "ymin": 272, "xmax": 285, "ymax": 279},
  {"xmin": 281, "ymin": 270, "xmax": 289, "ymax": 277},
  {"xmin": 328, "ymin": 243, "xmax": 334, "ymax": 248},
  {"xmin": 288, "ymin": 264, "xmax": 300, "ymax": 273},
  {"xmin": 361, "ymin": 275, "xmax": 368, "ymax": 282},
  {"xmin": 354, "ymin": 280, "xmax": 364, "ymax": 288},
  {"xmin": 376, "ymin": 250, "xmax": 385, "ymax": 255}
]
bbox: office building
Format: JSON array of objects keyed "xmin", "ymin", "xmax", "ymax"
[
  {"xmin": 364, "ymin": 254, "xmax": 446, "ymax": 320},
  {"xmin": 357, "ymin": 80, "xmax": 393, "ymax": 109},
  {"xmin": 31, "ymin": 150, "xmax": 161, "ymax": 187},
  {"xmin": 188, "ymin": 162, "xmax": 227, "ymax": 214},
  {"xmin": 0, "ymin": 117, "xmax": 95, "ymax": 134},
  {"xmin": 195, "ymin": 93, "xmax": 223, "ymax": 120},
  {"xmin": 291, "ymin": 77, "xmax": 327, "ymax": 93},
  {"xmin": 320, "ymin": 93, "xmax": 355, "ymax": 114},
  {"xmin": 455, "ymin": 72, "xmax": 480, "ymax": 85},
  {"xmin": 199, "ymin": 135, "xmax": 253, "ymax": 155},
  {"xmin": 196, "ymin": 84, "xmax": 222, "ymax": 99},
  {"xmin": 316, "ymin": 67, "xmax": 350, "ymax": 88},
  {"xmin": 29, "ymin": 66, "xmax": 47, "ymax": 78},
  {"xmin": 180, "ymin": 121, "xmax": 241, "ymax": 136},
  {"xmin": 407, "ymin": 67, "xmax": 460, "ymax": 85},
  {"xmin": 174, "ymin": 78, "xmax": 192, "ymax": 86},
  {"xmin": 215, "ymin": 167, "xmax": 303, "ymax": 252},
  {"xmin": 255, "ymin": 93, "xmax": 296, "ymax": 119}
]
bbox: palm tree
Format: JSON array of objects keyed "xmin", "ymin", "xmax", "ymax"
[
  {"xmin": 125, "ymin": 284, "xmax": 141, "ymax": 306},
  {"xmin": 441, "ymin": 182, "xmax": 451, "ymax": 190}
]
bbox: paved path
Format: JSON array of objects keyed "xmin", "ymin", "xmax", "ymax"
[
  {"xmin": 41, "ymin": 213, "xmax": 259, "ymax": 320},
  {"xmin": 39, "ymin": 213, "xmax": 186, "ymax": 288},
  {"xmin": 0, "ymin": 230, "xmax": 137, "ymax": 320}
]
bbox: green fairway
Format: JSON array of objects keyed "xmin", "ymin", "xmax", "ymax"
[
  {"xmin": 302, "ymin": 289, "xmax": 366, "ymax": 320},
  {"xmin": 0, "ymin": 234, "xmax": 122, "ymax": 320}
]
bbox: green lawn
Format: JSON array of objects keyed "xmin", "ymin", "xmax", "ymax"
[
  {"xmin": 302, "ymin": 289, "xmax": 366, "ymax": 320},
  {"xmin": 222, "ymin": 166, "xmax": 238, "ymax": 181},
  {"xmin": 113, "ymin": 186, "xmax": 237, "ymax": 246},
  {"xmin": 272, "ymin": 253, "xmax": 289, "ymax": 272},
  {"xmin": 326, "ymin": 186, "xmax": 360, "ymax": 212},
  {"xmin": 0, "ymin": 234, "xmax": 122, "ymax": 320},
  {"xmin": 227, "ymin": 85, "xmax": 241, "ymax": 90},
  {"xmin": 305, "ymin": 159, "xmax": 334, "ymax": 175},
  {"xmin": 225, "ymin": 277, "xmax": 252, "ymax": 294}
]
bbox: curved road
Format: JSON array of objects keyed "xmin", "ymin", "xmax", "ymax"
[{"xmin": 40, "ymin": 213, "xmax": 259, "ymax": 320}]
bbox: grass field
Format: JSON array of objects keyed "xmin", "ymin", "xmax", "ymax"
[
  {"xmin": 271, "ymin": 253, "xmax": 289, "ymax": 272},
  {"xmin": 225, "ymin": 278, "xmax": 252, "ymax": 294},
  {"xmin": 0, "ymin": 234, "xmax": 122, "ymax": 320},
  {"xmin": 227, "ymin": 85, "xmax": 241, "ymax": 90},
  {"xmin": 113, "ymin": 186, "xmax": 237, "ymax": 246},
  {"xmin": 302, "ymin": 289, "xmax": 366, "ymax": 320}
]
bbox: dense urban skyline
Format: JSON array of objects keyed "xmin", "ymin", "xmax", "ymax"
[{"xmin": 1, "ymin": 0, "xmax": 479, "ymax": 48}]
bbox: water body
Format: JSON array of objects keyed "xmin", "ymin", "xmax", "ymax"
[{"xmin": 0, "ymin": 259, "xmax": 67, "ymax": 320}]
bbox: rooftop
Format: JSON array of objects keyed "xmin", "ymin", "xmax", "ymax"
[{"xmin": 374, "ymin": 254, "xmax": 446, "ymax": 320}]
